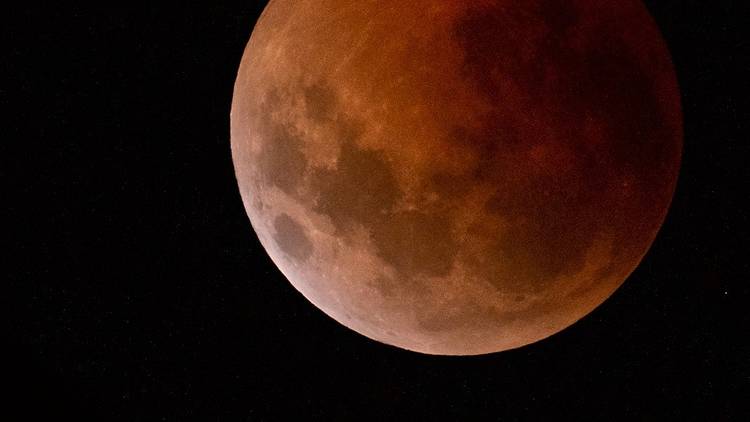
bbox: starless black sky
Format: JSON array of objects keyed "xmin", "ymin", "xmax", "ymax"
[{"xmin": 7, "ymin": 1, "xmax": 748, "ymax": 420}]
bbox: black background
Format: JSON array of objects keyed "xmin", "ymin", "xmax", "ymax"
[{"xmin": 7, "ymin": 1, "xmax": 748, "ymax": 420}]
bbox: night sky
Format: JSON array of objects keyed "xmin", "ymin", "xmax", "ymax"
[{"xmin": 8, "ymin": 1, "xmax": 748, "ymax": 420}]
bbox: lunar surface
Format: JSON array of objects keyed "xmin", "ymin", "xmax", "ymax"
[{"xmin": 230, "ymin": 0, "xmax": 682, "ymax": 355}]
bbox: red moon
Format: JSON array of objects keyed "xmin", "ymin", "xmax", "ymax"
[{"xmin": 231, "ymin": 0, "xmax": 682, "ymax": 355}]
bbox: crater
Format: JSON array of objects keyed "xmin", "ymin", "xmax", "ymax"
[
  {"xmin": 371, "ymin": 210, "xmax": 456, "ymax": 278},
  {"xmin": 273, "ymin": 213, "xmax": 314, "ymax": 263},
  {"xmin": 480, "ymin": 187, "xmax": 599, "ymax": 293},
  {"xmin": 311, "ymin": 139, "xmax": 402, "ymax": 233},
  {"xmin": 303, "ymin": 81, "xmax": 337, "ymax": 122},
  {"xmin": 371, "ymin": 276, "xmax": 396, "ymax": 298},
  {"xmin": 416, "ymin": 303, "xmax": 500, "ymax": 333},
  {"xmin": 257, "ymin": 88, "xmax": 309, "ymax": 196},
  {"xmin": 258, "ymin": 124, "xmax": 308, "ymax": 196}
]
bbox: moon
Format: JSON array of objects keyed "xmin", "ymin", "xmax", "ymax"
[{"xmin": 230, "ymin": 0, "xmax": 682, "ymax": 355}]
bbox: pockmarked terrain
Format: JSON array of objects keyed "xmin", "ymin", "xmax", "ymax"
[{"xmin": 231, "ymin": 0, "xmax": 682, "ymax": 355}]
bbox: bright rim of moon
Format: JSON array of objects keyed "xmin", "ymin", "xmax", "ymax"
[{"xmin": 230, "ymin": 0, "xmax": 682, "ymax": 355}]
